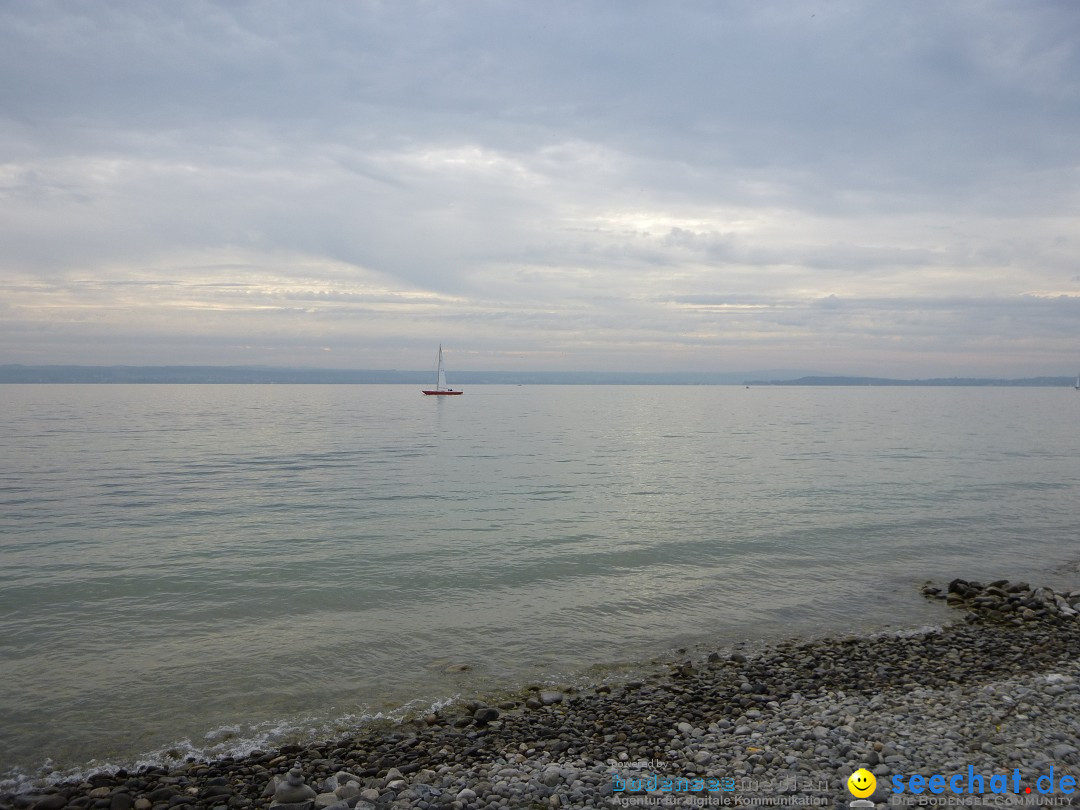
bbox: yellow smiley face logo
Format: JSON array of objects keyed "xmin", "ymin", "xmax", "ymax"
[{"xmin": 848, "ymin": 768, "xmax": 877, "ymax": 798}]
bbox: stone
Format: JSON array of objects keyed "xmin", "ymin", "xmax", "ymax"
[
  {"xmin": 473, "ymin": 706, "xmax": 500, "ymax": 724},
  {"xmin": 334, "ymin": 784, "xmax": 360, "ymax": 801},
  {"xmin": 407, "ymin": 784, "xmax": 442, "ymax": 803},
  {"xmin": 539, "ymin": 767, "xmax": 563, "ymax": 787},
  {"xmin": 540, "ymin": 691, "xmax": 564, "ymax": 705},
  {"xmin": 272, "ymin": 769, "xmax": 317, "ymax": 805},
  {"xmin": 378, "ymin": 768, "xmax": 403, "ymax": 789}
]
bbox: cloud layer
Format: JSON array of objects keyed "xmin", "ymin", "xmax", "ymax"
[{"xmin": 2, "ymin": 0, "xmax": 1078, "ymax": 374}]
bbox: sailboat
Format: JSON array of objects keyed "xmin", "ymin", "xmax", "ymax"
[
  {"xmin": 1075, "ymin": 372, "xmax": 1079, "ymax": 391},
  {"xmin": 422, "ymin": 344, "xmax": 463, "ymax": 396}
]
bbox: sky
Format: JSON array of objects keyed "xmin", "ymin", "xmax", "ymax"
[{"xmin": 1, "ymin": 1, "xmax": 1078, "ymax": 376}]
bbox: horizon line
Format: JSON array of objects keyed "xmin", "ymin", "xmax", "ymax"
[{"xmin": 1, "ymin": 363, "xmax": 1077, "ymax": 385}]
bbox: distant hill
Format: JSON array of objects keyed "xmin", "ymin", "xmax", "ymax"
[
  {"xmin": 0, "ymin": 365, "xmax": 419, "ymax": 384},
  {"xmin": 0, "ymin": 365, "xmax": 807, "ymax": 385},
  {"xmin": 745, "ymin": 375, "xmax": 1076, "ymax": 387},
  {"xmin": 0, "ymin": 365, "xmax": 1074, "ymax": 386}
]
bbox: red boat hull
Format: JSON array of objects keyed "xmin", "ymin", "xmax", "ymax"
[{"xmin": 422, "ymin": 390, "xmax": 463, "ymax": 395}]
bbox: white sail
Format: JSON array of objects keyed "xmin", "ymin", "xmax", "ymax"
[
  {"xmin": 435, "ymin": 344, "xmax": 448, "ymax": 390},
  {"xmin": 422, "ymin": 343, "xmax": 462, "ymax": 394}
]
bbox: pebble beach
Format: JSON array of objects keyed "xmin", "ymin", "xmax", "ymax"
[{"xmin": 6, "ymin": 579, "xmax": 1080, "ymax": 810}]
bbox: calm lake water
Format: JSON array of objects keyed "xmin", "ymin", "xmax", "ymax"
[{"xmin": 2, "ymin": 384, "xmax": 1079, "ymax": 788}]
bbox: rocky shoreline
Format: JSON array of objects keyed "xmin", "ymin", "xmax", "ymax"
[{"xmin": 6, "ymin": 579, "xmax": 1080, "ymax": 810}]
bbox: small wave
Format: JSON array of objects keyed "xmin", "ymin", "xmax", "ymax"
[
  {"xmin": 868, "ymin": 624, "xmax": 945, "ymax": 639},
  {"xmin": 0, "ymin": 696, "xmax": 459, "ymax": 796}
]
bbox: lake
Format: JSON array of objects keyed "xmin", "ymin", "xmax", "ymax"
[{"xmin": 1, "ymin": 384, "xmax": 1078, "ymax": 789}]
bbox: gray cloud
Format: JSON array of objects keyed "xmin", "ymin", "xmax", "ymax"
[{"xmin": 1, "ymin": 0, "xmax": 1078, "ymax": 374}]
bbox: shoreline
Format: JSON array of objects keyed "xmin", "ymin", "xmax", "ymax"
[{"xmin": 6, "ymin": 579, "xmax": 1080, "ymax": 810}]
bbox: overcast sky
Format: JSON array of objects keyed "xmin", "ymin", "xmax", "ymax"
[{"xmin": 1, "ymin": 1, "xmax": 1078, "ymax": 375}]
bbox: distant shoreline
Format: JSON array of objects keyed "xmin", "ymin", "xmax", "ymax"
[{"xmin": 0, "ymin": 365, "xmax": 1075, "ymax": 387}]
